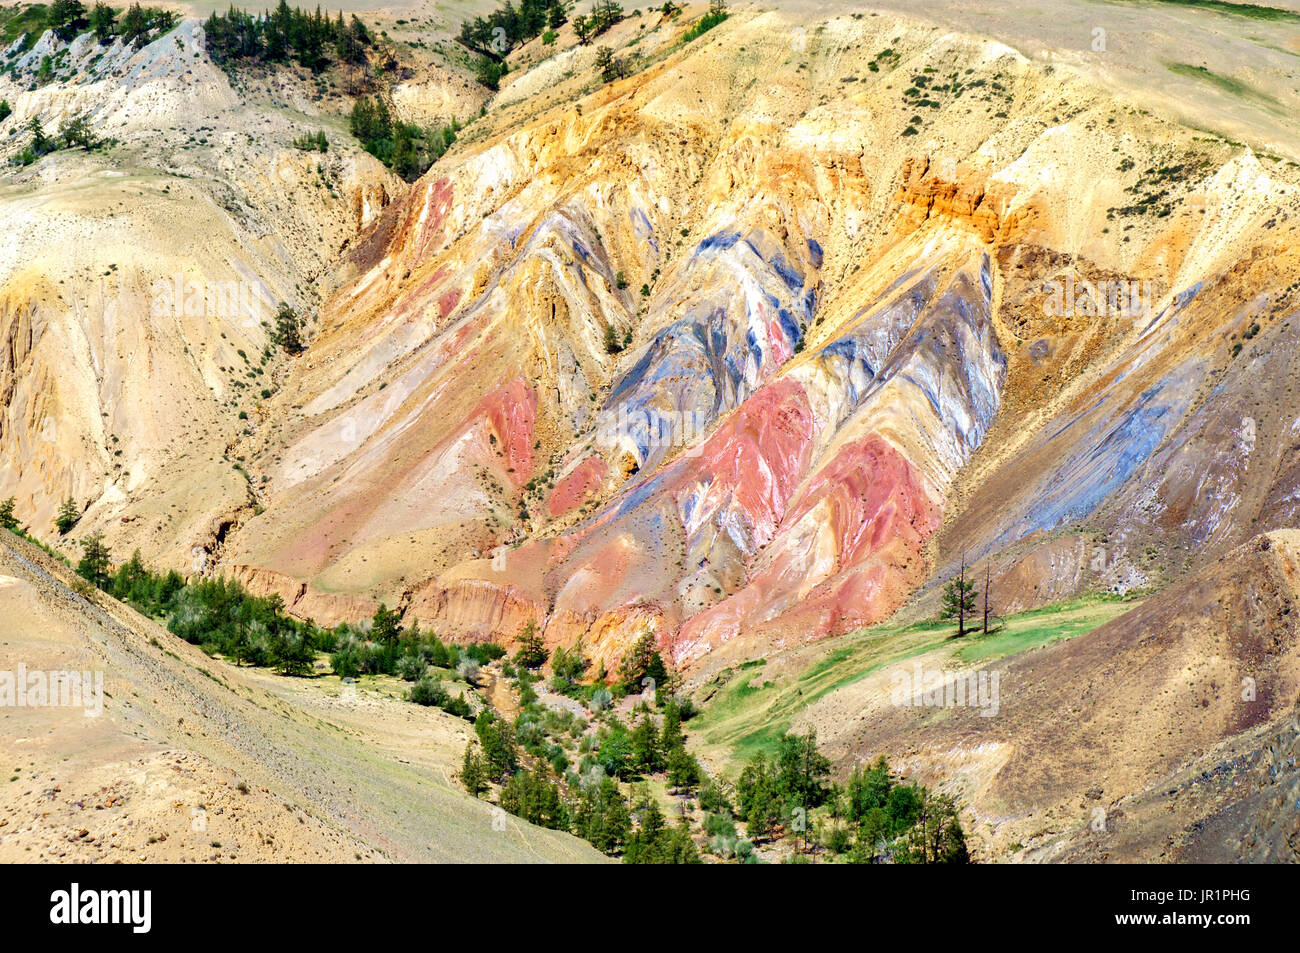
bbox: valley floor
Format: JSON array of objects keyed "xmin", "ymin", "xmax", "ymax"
[{"xmin": 0, "ymin": 531, "xmax": 607, "ymax": 863}]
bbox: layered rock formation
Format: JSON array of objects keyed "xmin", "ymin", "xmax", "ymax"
[
  {"xmin": 218, "ymin": 8, "xmax": 1300, "ymax": 678},
  {"xmin": 5, "ymin": 6, "xmax": 1300, "ymax": 683}
]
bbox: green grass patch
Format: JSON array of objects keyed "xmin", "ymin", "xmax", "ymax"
[
  {"xmin": 1166, "ymin": 62, "xmax": 1279, "ymax": 105},
  {"xmin": 1130, "ymin": 0, "xmax": 1300, "ymax": 23},
  {"xmin": 1, "ymin": 4, "xmax": 50, "ymax": 53},
  {"xmin": 682, "ymin": 9, "xmax": 727, "ymax": 44},
  {"xmin": 693, "ymin": 593, "xmax": 1141, "ymax": 774},
  {"xmin": 951, "ymin": 596, "xmax": 1135, "ymax": 663}
]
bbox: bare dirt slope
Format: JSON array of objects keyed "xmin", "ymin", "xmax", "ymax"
[
  {"xmin": 0, "ymin": 529, "xmax": 606, "ymax": 862},
  {"xmin": 785, "ymin": 529, "xmax": 1300, "ymax": 862}
]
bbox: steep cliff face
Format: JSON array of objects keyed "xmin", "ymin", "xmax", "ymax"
[{"xmin": 207, "ymin": 7, "xmax": 1300, "ymax": 675}]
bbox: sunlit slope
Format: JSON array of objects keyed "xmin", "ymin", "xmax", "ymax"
[
  {"xmin": 0, "ymin": 530, "xmax": 607, "ymax": 863},
  {"xmin": 0, "ymin": 20, "xmax": 398, "ymax": 570},
  {"xmin": 690, "ymin": 530, "xmax": 1300, "ymax": 861}
]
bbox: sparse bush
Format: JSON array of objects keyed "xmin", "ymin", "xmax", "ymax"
[
  {"xmin": 396, "ymin": 653, "xmax": 427, "ymax": 681},
  {"xmin": 457, "ymin": 658, "xmax": 481, "ymax": 685}
]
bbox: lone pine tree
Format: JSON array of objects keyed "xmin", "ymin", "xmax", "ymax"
[{"xmin": 941, "ymin": 560, "xmax": 978, "ymax": 637}]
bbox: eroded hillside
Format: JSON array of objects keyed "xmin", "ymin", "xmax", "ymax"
[
  {"xmin": 198, "ymin": 5, "xmax": 1300, "ymax": 681},
  {"xmin": 0, "ymin": 16, "xmax": 400, "ymax": 569},
  {"xmin": 4, "ymin": 1, "xmax": 1300, "ymax": 865}
]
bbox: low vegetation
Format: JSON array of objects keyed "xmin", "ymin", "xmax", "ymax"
[
  {"xmin": 691, "ymin": 593, "xmax": 1143, "ymax": 768},
  {"xmin": 459, "ymin": 627, "xmax": 969, "ymax": 863},
  {"xmin": 0, "ymin": 511, "xmax": 980, "ymax": 864},
  {"xmin": 348, "ymin": 96, "xmax": 459, "ymax": 181},
  {"xmin": 682, "ymin": 0, "xmax": 728, "ymax": 44},
  {"xmin": 291, "ymin": 130, "xmax": 328, "ymax": 152}
]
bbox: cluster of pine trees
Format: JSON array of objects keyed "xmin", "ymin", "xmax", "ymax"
[
  {"xmin": 331, "ymin": 601, "xmax": 503, "ymax": 721},
  {"xmin": 456, "ymin": 0, "xmax": 571, "ymax": 63},
  {"xmin": 45, "ymin": 1, "xmax": 174, "ymax": 47},
  {"xmin": 840, "ymin": 756, "xmax": 969, "ymax": 863},
  {"xmin": 460, "ymin": 625, "xmax": 708, "ymax": 863},
  {"xmin": 47, "ymin": 524, "xmax": 490, "ymax": 688},
  {"xmin": 348, "ymin": 95, "xmax": 458, "ymax": 181},
  {"xmin": 203, "ymin": 3, "xmax": 372, "ymax": 73},
  {"xmin": 456, "ymin": 0, "xmax": 579, "ymax": 89},
  {"xmin": 735, "ymin": 731, "xmax": 835, "ymax": 847},
  {"xmin": 466, "ymin": 705, "xmax": 699, "ymax": 864},
  {"xmin": 723, "ymin": 736, "xmax": 968, "ymax": 863},
  {"xmin": 570, "ymin": 0, "xmax": 624, "ymax": 45},
  {"xmin": 75, "ymin": 547, "xmax": 319, "ymax": 675},
  {"xmin": 10, "ymin": 113, "xmax": 101, "ymax": 167}
]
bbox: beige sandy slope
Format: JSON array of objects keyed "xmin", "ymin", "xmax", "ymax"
[{"xmin": 0, "ymin": 530, "xmax": 607, "ymax": 862}]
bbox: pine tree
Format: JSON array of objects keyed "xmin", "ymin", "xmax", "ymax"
[
  {"xmin": 594, "ymin": 45, "xmax": 625, "ymax": 83},
  {"xmin": 274, "ymin": 629, "xmax": 317, "ymax": 676},
  {"xmin": 58, "ymin": 114, "xmax": 97, "ymax": 151},
  {"xmin": 660, "ymin": 699, "xmax": 684, "ymax": 752},
  {"xmin": 0, "ymin": 497, "xmax": 19, "ymax": 532},
  {"xmin": 777, "ymin": 729, "xmax": 832, "ymax": 809},
  {"xmin": 460, "ymin": 741, "xmax": 486, "ymax": 797},
  {"xmin": 631, "ymin": 712, "xmax": 662, "ymax": 774},
  {"xmin": 940, "ymin": 559, "xmax": 977, "ymax": 637},
  {"xmin": 574, "ymin": 775, "xmax": 630, "ymax": 852},
  {"xmin": 119, "ymin": 3, "xmax": 149, "ymax": 47},
  {"xmin": 49, "ymin": 0, "xmax": 88, "ymax": 42},
  {"xmin": 513, "ymin": 619, "xmax": 548, "ymax": 669},
  {"xmin": 666, "ymin": 744, "xmax": 699, "ymax": 793},
  {"xmin": 370, "ymin": 603, "xmax": 404, "ymax": 645},
  {"xmin": 618, "ymin": 629, "xmax": 667, "ymax": 696},
  {"xmin": 77, "ymin": 530, "xmax": 112, "ymax": 588},
  {"xmin": 603, "ymin": 323, "xmax": 622, "ymax": 353},
  {"xmin": 89, "ymin": 2, "xmax": 116, "ymax": 43},
  {"xmin": 272, "ymin": 303, "xmax": 304, "ymax": 354},
  {"xmin": 474, "ymin": 709, "xmax": 518, "ymax": 780},
  {"xmin": 28, "ymin": 116, "xmax": 51, "ymax": 156},
  {"xmin": 55, "ymin": 497, "xmax": 80, "ymax": 534},
  {"xmin": 590, "ymin": 0, "xmax": 623, "ymax": 33}
]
